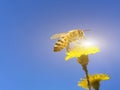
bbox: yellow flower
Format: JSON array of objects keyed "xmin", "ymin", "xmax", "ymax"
[
  {"xmin": 78, "ymin": 74, "xmax": 110, "ymax": 90},
  {"xmin": 65, "ymin": 46, "xmax": 100, "ymax": 61}
]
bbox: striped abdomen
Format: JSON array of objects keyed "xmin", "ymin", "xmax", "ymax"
[{"xmin": 54, "ymin": 36, "xmax": 68, "ymax": 52}]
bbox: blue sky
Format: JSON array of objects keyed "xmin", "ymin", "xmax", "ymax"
[{"xmin": 0, "ymin": 0, "xmax": 120, "ymax": 90}]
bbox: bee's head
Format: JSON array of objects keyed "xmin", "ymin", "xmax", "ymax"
[{"xmin": 78, "ymin": 30, "xmax": 85, "ymax": 38}]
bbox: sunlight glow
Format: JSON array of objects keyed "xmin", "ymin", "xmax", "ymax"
[{"xmin": 82, "ymin": 41, "xmax": 94, "ymax": 47}]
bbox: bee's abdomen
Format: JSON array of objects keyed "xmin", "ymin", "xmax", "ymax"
[{"xmin": 54, "ymin": 37, "xmax": 68, "ymax": 52}]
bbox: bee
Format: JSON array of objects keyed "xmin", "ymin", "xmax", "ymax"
[{"xmin": 51, "ymin": 29, "xmax": 87, "ymax": 52}]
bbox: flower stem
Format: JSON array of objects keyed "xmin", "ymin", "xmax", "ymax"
[
  {"xmin": 82, "ymin": 65, "xmax": 91, "ymax": 90},
  {"xmin": 92, "ymin": 81, "xmax": 100, "ymax": 90},
  {"xmin": 77, "ymin": 55, "xmax": 91, "ymax": 90}
]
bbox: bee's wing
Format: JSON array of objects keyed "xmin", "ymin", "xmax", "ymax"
[{"xmin": 50, "ymin": 33, "xmax": 66, "ymax": 40}]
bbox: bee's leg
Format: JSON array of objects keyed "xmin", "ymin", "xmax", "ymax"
[
  {"xmin": 66, "ymin": 44, "xmax": 70, "ymax": 52},
  {"xmin": 66, "ymin": 46, "xmax": 69, "ymax": 52}
]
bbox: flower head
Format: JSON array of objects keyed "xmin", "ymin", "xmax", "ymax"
[
  {"xmin": 78, "ymin": 74, "xmax": 110, "ymax": 90},
  {"xmin": 65, "ymin": 45, "xmax": 100, "ymax": 61}
]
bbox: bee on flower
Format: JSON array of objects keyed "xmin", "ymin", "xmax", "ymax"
[{"xmin": 50, "ymin": 29, "xmax": 86, "ymax": 52}]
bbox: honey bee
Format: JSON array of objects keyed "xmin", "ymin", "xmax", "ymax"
[{"xmin": 51, "ymin": 29, "xmax": 87, "ymax": 52}]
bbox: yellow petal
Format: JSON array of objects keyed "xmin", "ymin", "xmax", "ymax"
[
  {"xmin": 78, "ymin": 74, "xmax": 110, "ymax": 89},
  {"xmin": 65, "ymin": 46, "xmax": 100, "ymax": 61}
]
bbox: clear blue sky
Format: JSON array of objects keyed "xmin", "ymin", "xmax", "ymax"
[{"xmin": 0, "ymin": 0, "xmax": 120, "ymax": 90}]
